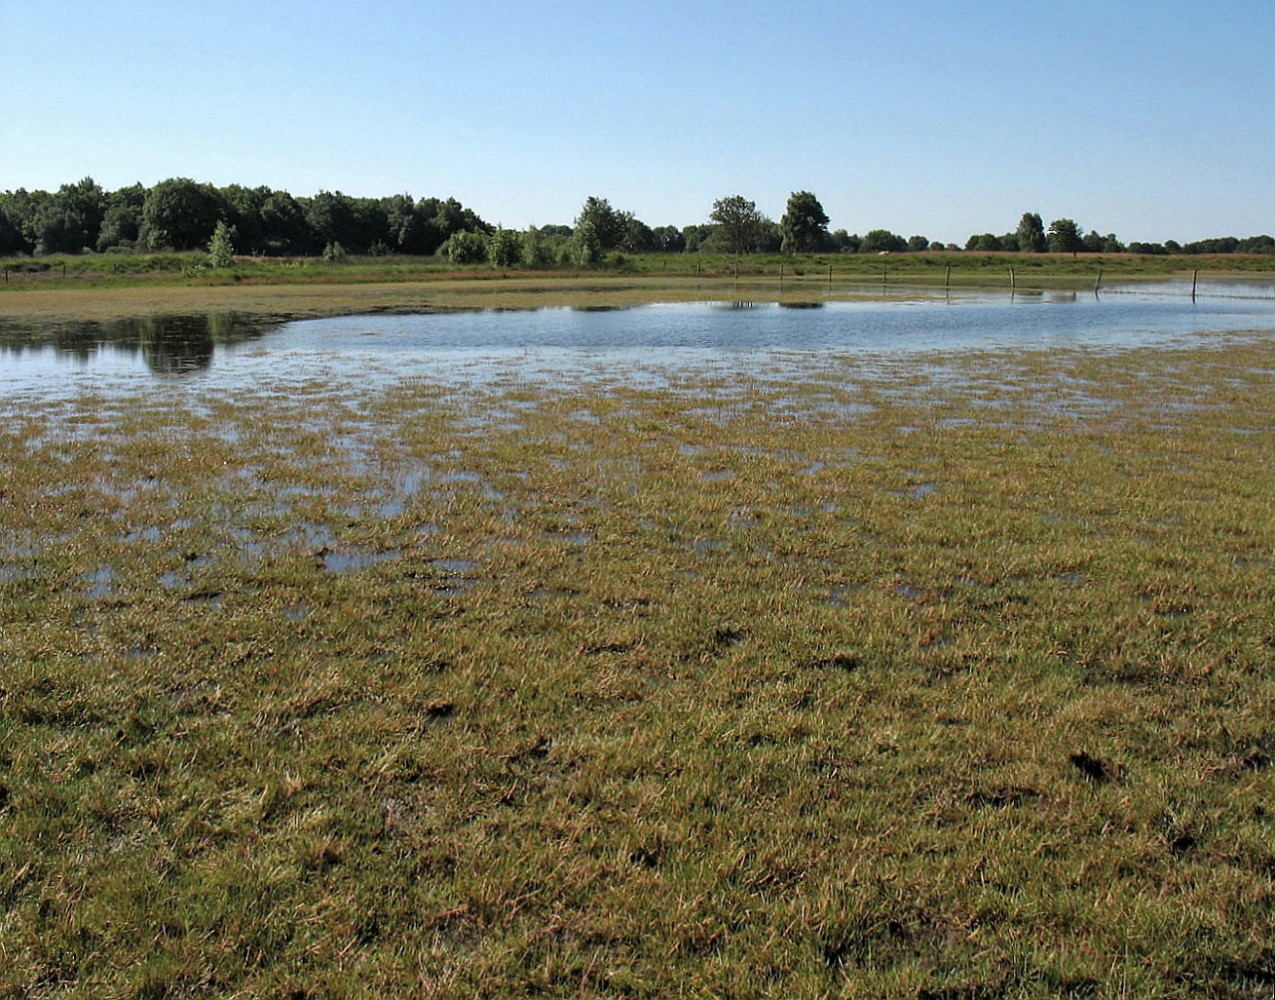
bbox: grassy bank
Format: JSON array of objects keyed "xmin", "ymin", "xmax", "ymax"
[
  {"xmin": 1, "ymin": 324, "xmax": 1273, "ymax": 997},
  {"xmin": 1, "ymin": 251, "xmax": 1272, "ymax": 324}
]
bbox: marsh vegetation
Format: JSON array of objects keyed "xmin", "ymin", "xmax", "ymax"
[{"xmin": 1, "ymin": 295, "xmax": 1274, "ymax": 998}]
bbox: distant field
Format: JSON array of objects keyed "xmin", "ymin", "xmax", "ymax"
[{"xmin": 1, "ymin": 250, "xmax": 1271, "ymax": 325}]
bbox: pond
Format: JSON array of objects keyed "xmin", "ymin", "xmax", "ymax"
[{"xmin": 2, "ymin": 281, "xmax": 1274, "ymax": 400}]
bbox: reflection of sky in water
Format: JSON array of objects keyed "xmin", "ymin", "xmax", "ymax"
[{"xmin": 3, "ymin": 284, "xmax": 1275, "ymax": 403}]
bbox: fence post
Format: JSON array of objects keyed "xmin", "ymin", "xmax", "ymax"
[
  {"xmin": 1093, "ymin": 267, "xmax": 1103, "ymax": 296},
  {"xmin": 1191, "ymin": 269, "xmax": 1198, "ymax": 303},
  {"xmin": 945, "ymin": 265, "xmax": 951, "ymax": 289}
]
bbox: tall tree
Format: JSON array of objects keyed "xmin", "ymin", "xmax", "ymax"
[
  {"xmin": 304, "ymin": 190, "xmax": 358, "ymax": 252},
  {"xmin": 651, "ymin": 225, "xmax": 686, "ymax": 253},
  {"xmin": 381, "ymin": 193, "xmax": 418, "ymax": 253},
  {"xmin": 0, "ymin": 198, "xmax": 24, "ymax": 254},
  {"xmin": 575, "ymin": 196, "xmax": 629, "ymax": 253},
  {"xmin": 24, "ymin": 177, "xmax": 105, "ymax": 254},
  {"xmin": 709, "ymin": 195, "xmax": 769, "ymax": 254},
  {"xmin": 141, "ymin": 178, "xmax": 224, "ymax": 251},
  {"xmin": 259, "ymin": 190, "xmax": 311, "ymax": 255},
  {"xmin": 1047, "ymin": 218, "xmax": 1082, "ymax": 255},
  {"xmin": 486, "ymin": 227, "xmax": 522, "ymax": 268},
  {"xmin": 1016, "ymin": 212, "xmax": 1047, "ymax": 253},
  {"xmin": 96, "ymin": 183, "xmax": 145, "ymax": 251},
  {"xmin": 779, "ymin": 191, "xmax": 830, "ymax": 254}
]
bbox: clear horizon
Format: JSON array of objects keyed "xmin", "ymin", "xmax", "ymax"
[{"xmin": 3, "ymin": 0, "xmax": 1272, "ymax": 245}]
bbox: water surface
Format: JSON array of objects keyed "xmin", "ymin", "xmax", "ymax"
[{"xmin": 3, "ymin": 282, "xmax": 1274, "ymax": 401}]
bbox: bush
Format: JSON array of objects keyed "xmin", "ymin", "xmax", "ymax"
[
  {"xmin": 487, "ymin": 228, "xmax": 522, "ymax": 268},
  {"xmin": 442, "ymin": 230, "xmax": 488, "ymax": 264}
]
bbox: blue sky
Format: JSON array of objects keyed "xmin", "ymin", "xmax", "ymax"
[{"xmin": 3, "ymin": 0, "xmax": 1271, "ymax": 244}]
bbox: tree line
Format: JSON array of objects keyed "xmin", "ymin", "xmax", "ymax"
[{"xmin": 1, "ymin": 178, "xmax": 1270, "ymax": 264}]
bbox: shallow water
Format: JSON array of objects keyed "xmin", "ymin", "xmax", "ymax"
[{"xmin": 2, "ymin": 283, "xmax": 1274, "ymax": 400}]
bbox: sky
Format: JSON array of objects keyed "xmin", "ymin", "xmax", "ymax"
[{"xmin": 2, "ymin": 0, "xmax": 1272, "ymax": 245}]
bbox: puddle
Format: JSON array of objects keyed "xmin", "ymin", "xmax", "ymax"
[
  {"xmin": 322, "ymin": 548, "xmax": 399, "ymax": 574},
  {"xmin": 546, "ymin": 532, "xmax": 593, "ymax": 546},
  {"xmin": 85, "ymin": 566, "xmax": 114, "ymax": 599}
]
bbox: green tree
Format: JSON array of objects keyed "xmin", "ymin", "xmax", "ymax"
[
  {"xmin": 1047, "ymin": 218, "xmax": 1082, "ymax": 255},
  {"xmin": 621, "ymin": 217, "xmax": 655, "ymax": 253},
  {"xmin": 487, "ymin": 227, "xmax": 522, "ymax": 268},
  {"xmin": 906, "ymin": 235, "xmax": 931, "ymax": 252},
  {"xmin": 141, "ymin": 178, "xmax": 224, "ymax": 251},
  {"xmin": 219, "ymin": 185, "xmax": 269, "ymax": 253},
  {"xmin": 441, "ymin": 230, "xmax": 487, "ymax": 263},
  {"xmin": 651, "ymin": 225, "xmax": 685, "ymax": 253},
  {"xmin": 381, "ymin": 194, "xmax": 418, "ymax": 253},
  {"xmin": 571, "ymin": 218, "xmax": 603, "ymax": 266},
  {"xmin": 828, "ymin": 230, "xmax": 860, "ymax": 253},
  {"xmin": 575, "ymin": 196, "xmax": 629, "ymax": 253},
  {"xmin": 429, "ymin": 197, "xmax": 489, "ymax": 248},
  {"xmin": 965, "ymin": 233, "xmax": 1003, "ymax": 252},
  {"xmin": 304, "ymin": 191, "xmax": 357, "ymax": 253},
  {"xmin": 779, "ymin": 191, "xmax": 830, "ymax": 254},
  {"xmin": 1016, "ymin": 212, "xmax": 1047, "ymax": 253},
  {"xmin": 859, "ymin": 229, "xmax": 906, "ymax": 254},
  {"xmin": 709, "ymin": 195, "xmax": 769, "ymax": 254},
  {"xmin": 681, "ymin": 224, "xmax": 713, "ymax": 253},
  {"xmin": 520, "ymin": 226, "xmax": 553, "ymax": 268},
  {"xmin": 23, "ymin": 177, "xmax": 105, "ymax": 254},
  {"xmin": 259, "ymin": 191, "xmax": 311, "ymax": 255},
  {"xmin": 0, "ymin": 189, "xmax": 35, "ymax": 254},
  {"xmin": 96, "ymin": 183, "xmax": 145, "ymax": 251},
  {"xmin": 0, "ymin": 200, "xmax": 24, "ymax": 254},
  {"xmin": 207, "ymin": 220, "xmax": 235, "ymax": 268}
]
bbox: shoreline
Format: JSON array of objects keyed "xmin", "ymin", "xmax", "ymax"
[{"xmin": 3, "ymin": 270, "xmax": 1273, "ymax": 326}]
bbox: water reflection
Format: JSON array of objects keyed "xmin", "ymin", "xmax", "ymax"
[
  {"xmin": 3, "ymin": 286, "xmax": 1275, "ymax": 398},
  {"xmin": 0, "ymin": 312, "xmax": 265, "ymax": 376}
]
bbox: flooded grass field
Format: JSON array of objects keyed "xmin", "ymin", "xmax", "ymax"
[{"xmin": 2, "ymin": 287, "xmax": 1274, "ymax": 997}]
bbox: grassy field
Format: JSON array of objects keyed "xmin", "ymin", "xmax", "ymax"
[{"xmin": 2, "ymin": 281, "xmax": 1274, "ymax": 997}]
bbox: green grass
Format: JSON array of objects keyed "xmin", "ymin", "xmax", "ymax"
[
  {"xmin": 2, "ymin": 247, "xmax": 1272, "ymax": 298},
  {"xmin": 1, "ymin": 326, "xmax": 1274, "ymax": 997}
]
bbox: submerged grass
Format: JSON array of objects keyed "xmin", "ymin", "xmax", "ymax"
[{"xmin": 1, "ymin": 327, "xmax": 1274, "ymax": 998}]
